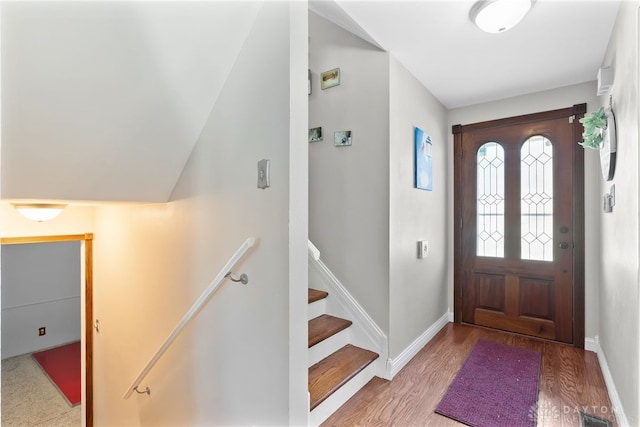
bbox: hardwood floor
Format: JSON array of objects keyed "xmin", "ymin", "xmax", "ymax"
[{"xmin": 322, "ymin": 323, "xmax": 617, "ymax": 427}]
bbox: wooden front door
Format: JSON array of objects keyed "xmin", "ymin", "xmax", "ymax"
[{"xmin": 453, "ymin": 105, "xmax": 586, "ymax": 346}]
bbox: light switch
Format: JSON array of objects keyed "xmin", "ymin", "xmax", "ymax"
[
  {"xmin": 418, "ymin": 240, "xmax": 429, "ymax": 259},
  {"xmin": 603, "ymin": 184, "xmax": 615, "ymax": 213},
  {"xmin": 257, "ymin": 159, "xmax": 270, "ymax": 189}
]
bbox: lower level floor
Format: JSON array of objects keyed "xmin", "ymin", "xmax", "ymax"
[{"xmin": 2, "ymin": 353, "xmax": 81, "ymax": 426}]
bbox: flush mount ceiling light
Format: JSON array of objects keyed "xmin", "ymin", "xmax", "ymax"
[
  {"xmin": 12, "ymin": 203, "xmax": 67, "ymax": 222},
  {"xmin": 470, "ymin": 0, "xmax": 535, "ymax": 34}
]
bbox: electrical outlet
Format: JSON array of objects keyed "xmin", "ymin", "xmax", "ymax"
[{"xmin": 38, "ymin": 327, "xmax": 46, "ymax": 336}]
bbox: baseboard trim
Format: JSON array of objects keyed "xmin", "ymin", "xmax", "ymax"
[
  {"xmin": 385, "ymin": 311, "xmax": 451, "ymax": 379},
  {"xmin": 584, "ymin": 336, "xmax": 597, "ymax": 353},
  {"xmin": 589, "ymin": 335, "xmax": 629, "ymax": 427}
]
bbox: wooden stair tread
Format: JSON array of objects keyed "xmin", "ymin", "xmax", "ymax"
[
  {"xmin": 308, "ymin": 288, "xmax": 329, "ymax": 304},
  {"xmin": 309, "ymin": 344, "xmax": 379, "ymax": 410},
  {"xmin": 309, "ymin": 314, "xmax": 352, "ymax": 348}
]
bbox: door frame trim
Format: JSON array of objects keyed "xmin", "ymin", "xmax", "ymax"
[
  {"xmin": 1, "ymin": 233, "xmax": 94, "ymax": 425},
  {"xmin": 452, "ymin": 104, "xmax": 586, "ymax": 348}
]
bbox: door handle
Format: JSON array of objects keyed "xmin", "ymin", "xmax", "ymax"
[{"xmin": 558, "ymin": 242, "xmax": 570, "ymax": 249}]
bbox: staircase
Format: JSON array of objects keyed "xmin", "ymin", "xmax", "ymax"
[{"xmin": 308, "ymin": 288, "xmax": 379, "ymax": 425}]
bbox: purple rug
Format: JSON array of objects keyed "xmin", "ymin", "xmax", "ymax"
[{"xmin": 435, "ymin": 339, "xmax": 541, "ymax": 427}]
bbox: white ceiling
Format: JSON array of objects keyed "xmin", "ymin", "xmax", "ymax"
[
  {"xmin": 1, "ymin": 1, "xmax": 621, "ymax": 204},
  {"xmin": 1, "ymin": 1, "xmax": 262, "ymax": 203},
  {"xmin": 310, "ymin": 0, "xmax": 621, "ymax": 109}
]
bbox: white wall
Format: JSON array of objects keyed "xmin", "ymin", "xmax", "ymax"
[
  {"xmin": 447, "ymin": 81, "xmax": 601, "ymax": 340},
  {"xmin": 1, "ymin": 1, "xmax": 260, "ymax": 204},
  {"xmin": 309, "ymin": 12, "xmax": 391, "ymax": 333},
  {"xmin": 91, "ymin": 3, "xmax": 307, "ymax": 426},
  {"xmin": 597, "ymin": 3, "xmax": 640, "ymax": 424},
  {"xmin": 388, "ymin": 57, "xmax": 449, "ymax": 358},
  {"xmin": 288, "ymin": 2, "xmax": 310, "ymax": 425},
  {"xmin": 1, "ymin": 241, "xmax": 81, "ymax": 358}
]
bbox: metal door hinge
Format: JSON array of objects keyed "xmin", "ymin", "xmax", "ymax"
[{"xmin": 569, "ymin": 115, "xmax": 575, "ymax": 123}]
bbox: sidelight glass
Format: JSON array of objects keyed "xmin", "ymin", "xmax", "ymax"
[
  {"xmin": 521, "ymin": 136, "xmax": 553, "ymax": 261},
  {"xmin": 476, "ymin": 142, "xmax": 505, "ymax": 257}
]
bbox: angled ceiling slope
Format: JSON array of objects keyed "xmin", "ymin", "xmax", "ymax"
[{"xmin": 2, "ymin": 1, "xmax": 262, "ymax": 203}]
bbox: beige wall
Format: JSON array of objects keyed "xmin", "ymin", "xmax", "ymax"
[
  {"xmin": 309, "ymin": 13, "xmax": 451, "ymax": 362},
  {"xmin": 91, "ymin": 3, "xmax": 306, "ymax": 425},
  {"xmin": 388, "ymin": 56, "xmax": 449, "ymax": 358},
  {"xmin": 309, "ymin": 12, "xmax": 391, "ymax": 333},
  {"xmin": 597, "ymin": 3, "xmax": 640, "ymax": 424},
  {"xmin": 308, "ymin": 12, "xmax": 452, "ymax": 361}
]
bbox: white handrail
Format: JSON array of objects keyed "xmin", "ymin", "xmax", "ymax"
[
  {"xmin": 123, "ymin": 237, "xmax": 258, "ymax": 399},
  {"xmin": 308, "ymin": 240, "xmax": 320, "ymax": 261}
]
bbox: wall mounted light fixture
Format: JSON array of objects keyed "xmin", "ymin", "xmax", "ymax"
[
  {"xmin": 470, "ymin": 0, "xmax": 535, "ymax": 34},
  {"xmin": 12, "ymin": 203, "xmax": 67, "ymax": 222}
]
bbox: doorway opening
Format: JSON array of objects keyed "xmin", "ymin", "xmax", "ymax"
[{"xmin": 1, "ymin": 234, "xmax": 93, "ymax": 426}]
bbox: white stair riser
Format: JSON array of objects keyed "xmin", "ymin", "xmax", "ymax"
[
  {"xmin": 309, "ymin": 259, "xmax": 388, "ymax": 367},
  {"xmin": 309, "ymin": 360, "xmax": 377, "ymax": 427},
  {"xmin": 308, "ymin": 328, "xmax": 350, "ymax": 367},
  {"xmin": 308, "ymin": 298, "xmax": 327, "ymax": 321}
]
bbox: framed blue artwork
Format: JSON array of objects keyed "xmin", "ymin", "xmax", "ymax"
[{"xmin": 415, "ymin": 127, "xmax": 433, "ymax": 191}]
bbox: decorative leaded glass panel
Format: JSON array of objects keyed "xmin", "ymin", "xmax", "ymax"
[
  {"xmin": 476, "ymin": 143, "xmax": 505, "ymax": 258},
  {"xmin": 521, "ymin": 136, "xmax": 553, "ymax": 261}
]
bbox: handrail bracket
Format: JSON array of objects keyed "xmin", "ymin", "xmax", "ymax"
[
  {"xmin": 225, "ymin": 271, "xmax": 249, "ymax": 284},
  {"xmin": 134, "ymin": 386, "xmax": 151, "ymax": 396}
]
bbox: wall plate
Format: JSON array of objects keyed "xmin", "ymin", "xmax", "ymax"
[
  {"xmin": 418, "ymin": 240, "xmax": 429, "ymax": 259},
  {"xmin": 257, "ymin": 159, "xmax": 270, "ymax": 189}
]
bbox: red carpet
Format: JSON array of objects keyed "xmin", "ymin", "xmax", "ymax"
[{"xmin": 33, "ymin": 341, "xmax": 81, "ymax": 406}]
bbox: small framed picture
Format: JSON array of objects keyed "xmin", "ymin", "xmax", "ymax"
[
  {"xmin": 321, "ymin": 68, "xmax": 340, "ymax": 90},
  {"xmin": 334, "ymin": 130, "xmax": 352, "ymax": 147},
  {"xmin": 309, "ymin": 127, "xmax": 323, "ymax": 142}
]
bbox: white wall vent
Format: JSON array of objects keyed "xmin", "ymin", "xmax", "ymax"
[{"xmin": 597, "ymin": 66, "xmax": 613, "ymax": 95}]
